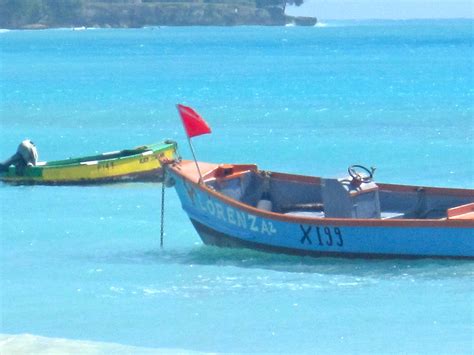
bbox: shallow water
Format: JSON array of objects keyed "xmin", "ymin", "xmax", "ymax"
[{"xmin": 1, "ymin": 20, "xmax": 473, "ymax": 353}]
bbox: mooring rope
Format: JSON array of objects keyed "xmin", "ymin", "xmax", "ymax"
[{"xmin": 160, "ymin": 166, "xmax": 166, "ymax": 248}]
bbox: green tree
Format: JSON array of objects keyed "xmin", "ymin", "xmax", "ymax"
[
  {"xmin": 0, "ymin": 0, "xmax": 45, "ymax": 27},
  {"xmin": 43, "ymin": 0, "xmax": 83, "ymax": 25},
  {"xmin": 256, "ymin": 0, "xmax": 304, "ymax": 9}
]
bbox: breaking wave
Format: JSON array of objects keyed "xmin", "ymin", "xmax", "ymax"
[{"xmin": 0, "ymin": 334, "xmax": 213, "ymax": 355}]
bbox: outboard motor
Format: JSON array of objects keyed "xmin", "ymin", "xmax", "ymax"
[
  {"xmin": 0, "ymin": 140, "xmax": 38, "ymax": 173},
  {"xmin": 322, "ymin": 165, "xmax": 381, "ymax": 219}
]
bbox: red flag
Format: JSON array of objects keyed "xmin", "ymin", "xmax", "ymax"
[{"xmin": 176, "ymin": 104, "xmax": 211, "ymax": 138}]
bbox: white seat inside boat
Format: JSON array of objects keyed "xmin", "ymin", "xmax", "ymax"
[
  {"xmin": 284, "ymin": 211, "xmax": 325, "ymax": 218},
  {"xmin": 381, "ymin": 212, "xmax": 405, "ymax": 219}
]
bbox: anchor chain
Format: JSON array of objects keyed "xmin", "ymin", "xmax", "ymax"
[
  {"xmin": 160, "ymin": 165, "xmax": 166, "ymax": 248},
  {"xmin": 158, "ymin": 155, "xmax": 177, "ymax": 249}
]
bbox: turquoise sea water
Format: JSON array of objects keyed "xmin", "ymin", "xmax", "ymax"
[{"xmin": 1, "ymin": 20, "xmax": 473, "ymax": 353}]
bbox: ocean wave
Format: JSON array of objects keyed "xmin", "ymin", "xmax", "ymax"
[
  {"xmin": 178, "ymin": 246, "xmax": 474, "ymax": 279},
  {"xmin": 92, "ymin": 246, "xmax": 474, "ymax": 280},
  {"xmin": 0, "ymin": 29, "xmax": 11, "ymax": 34},
  {"xmin": 0, "ymin": 334, "xmax": 213, "ymax": 354},
  {"xmin": 314, "ymin": 22, "xmax": 329, "ymax": 27},
  {"xmin": 103, "ymin": 272, "xmax": 374, "ymax": 299}
]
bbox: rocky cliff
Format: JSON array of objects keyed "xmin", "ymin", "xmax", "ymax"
[{"xmin": 0, "ymin": 0, "xmax": 317, "ymax": 29}]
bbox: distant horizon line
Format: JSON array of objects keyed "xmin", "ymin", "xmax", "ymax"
[{"xmin": 319, "ymin": 17, "xmax": 473, "ymax": 21}]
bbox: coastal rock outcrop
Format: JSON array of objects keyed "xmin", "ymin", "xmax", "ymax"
[{"xmin": 0, "ymin": 0, "xmax": 317, "ymax": 29}]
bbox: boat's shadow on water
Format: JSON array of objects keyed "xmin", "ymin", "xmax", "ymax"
[{"xmin": 107, "ymin": 245, "xmax": 473, "ymax": 279}]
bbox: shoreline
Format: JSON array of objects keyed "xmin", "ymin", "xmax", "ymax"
[
  {"xmin": 2, "ymin": 18, "xmax": 471, "ymax": 31},
  {"xmin": 7, "ymin": 16, "xmax": 317, "ymax": 31}
]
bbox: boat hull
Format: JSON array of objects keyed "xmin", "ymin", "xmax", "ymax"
[
  {"xmin": 168, "ymin": 163, "xmax": 474, "ymax": 259},
  {"xmin": 0, "ymin": 142, "xmax": 177, "ymax": 184},
  {"xmin": 190, "ymin": 219, "xmax": 473, "ymax": 259}
]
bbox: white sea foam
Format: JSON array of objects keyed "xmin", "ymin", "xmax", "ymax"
[
  {"xmin": 0, "ymin": 334, "xmax": 214, "ymax": 354},
  {"xmin": 0, "ymin": 29, "xmax": 11, "ymax": 34}
]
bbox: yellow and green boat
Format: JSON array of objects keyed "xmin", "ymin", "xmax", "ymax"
[{"xmin": 0, "ymin": 141, "xmax": 177, "ymax": 184}]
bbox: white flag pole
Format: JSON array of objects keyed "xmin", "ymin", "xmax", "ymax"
[{"xmin": 187, "ymin": 135, "xmax": 204, "ymax": 184}]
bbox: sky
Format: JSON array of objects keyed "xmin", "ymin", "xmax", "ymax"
[{"xmin": 285, "ymin": 0, "xmax": 474, "ymax": 20}]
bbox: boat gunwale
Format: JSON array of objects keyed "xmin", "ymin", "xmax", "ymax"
[
  {"xmin": 36, "ymin": 142, "xmax": 176, "ymax": 169},
  {"xmin": 169, "ymin": 161, "xmax": 474, "ymax": 229}
]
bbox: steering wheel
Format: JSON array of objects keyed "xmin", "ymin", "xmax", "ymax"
[{"xmin": 348, "ymin": 165, "xmax": 374, "ymax": 183}]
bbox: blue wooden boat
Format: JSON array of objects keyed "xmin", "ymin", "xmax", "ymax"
[{"xmin": 166, "ymin": 160, "xmax": 474, "ymax": 259}]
